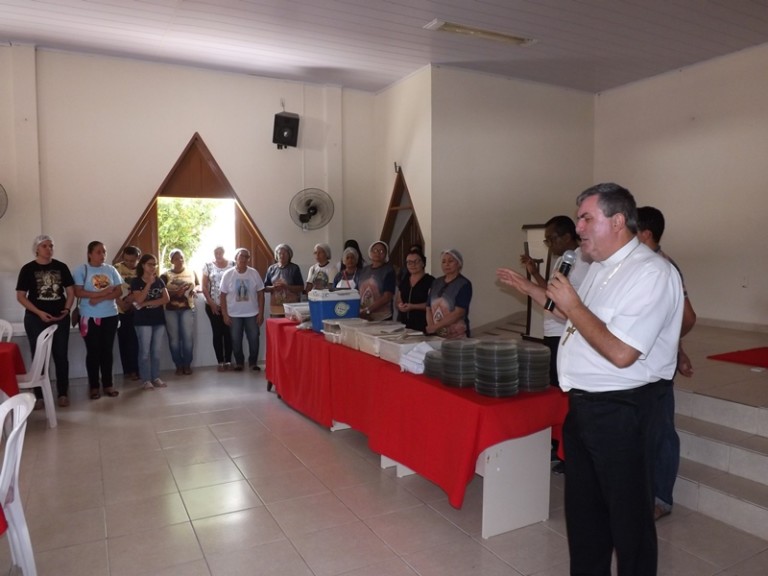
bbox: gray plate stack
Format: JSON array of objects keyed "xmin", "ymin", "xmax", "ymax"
[
  {"xmin": 517, "ymin": 340, "xmax": 551, "ymax": 392},
  {"xmin": 441, "ymin": 338, "xmax": 479, "ymax": 388},
  {"xmin": 424, "ymin": 350, "xmax": 444, "ymax": 380},
  {"xmin": 474, "ymin": 339, "xmax": 519, "ymax": 397}
]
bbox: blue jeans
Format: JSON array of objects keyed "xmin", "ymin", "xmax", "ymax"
[
  {"xmin": 164, "ymin": 308, "xmax": 195, "ymax": 368},
  {"xmin": 135, "ymin": 324, "xmax": 165, "ymax": 382},
  {"xmin": 653, "ymin": 382, "xmax": 680, "ymax": 510},
  {"xmin": 229, "ymin": 315, "xmax": 259, "ymax": 368}
]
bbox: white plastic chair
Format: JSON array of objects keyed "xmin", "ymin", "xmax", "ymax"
[
  {"xmin": 16, "ymin": 325, "xmax": 57, "ymax": 428},
  {"xmin": 0, "ymin": 319, "xmax": 13, "ymax": 342},
  {"xmin": 0, "ymin": 393, "xmax": 37, "ymax": 576}
]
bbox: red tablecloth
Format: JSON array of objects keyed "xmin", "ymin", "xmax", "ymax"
[
  {"xmin": 0, "ymin": 342, "xmax": 25, "ymax": 397},
  {"xmin": 266, "ymin": 318, "xmax": 569, "ymax": 508},
  {"xmin": 0, "ymin": 342, "xmax": 23, "ymax": 536}
]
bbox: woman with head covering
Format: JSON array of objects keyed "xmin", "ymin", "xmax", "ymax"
[
  {"xmin": 73, "ymin": 240, "xmax": 124, "ymax": 398},
  {"xmin": 202, "ymin": 246, "xmax": 235, "ymax": 371},
  {"xmin": 305, "ymin": 243, "xmax": 338, "ymax": 292},
  {"xmin": 426, "ymin": 248, "xmax": 472, "ymax": 338},
  {"xmin": 264, "ymin": 243, "xmax": 304, "ymax": 316},
  {"xmin": 333, "ymin": 246, "xmax": 361, "ymax": 289},
  {"xmin": 15, "ymin": 234, "xmax": 76, "ymax": 408},
  {"xmin": 395, "ymin": 247, "xmax": 434, "ymax": 332},
  {"xmin": 358, "ymin": 240, "xmax": 396, "ymax": 321},
  {"xmin": 161, "ymin": 248, "xmax": 200, "ymax": 375},
  {"xmin": 339, "ymin": 239, "xmax": 365, "ymax": 270}
]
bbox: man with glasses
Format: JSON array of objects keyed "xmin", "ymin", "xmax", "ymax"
[{"xmin": 521, "ymin": 216, "xmax": 589, "ymax": 388}]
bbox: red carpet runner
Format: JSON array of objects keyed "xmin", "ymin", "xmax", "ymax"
[{"xmin": 707, "ymin": 347, "xmax": 768, "ymax": 369}]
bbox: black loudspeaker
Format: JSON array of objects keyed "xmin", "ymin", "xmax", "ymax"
[{"xmin": 272, "ymin": 112, "xmax": 300, "ymax": 149}]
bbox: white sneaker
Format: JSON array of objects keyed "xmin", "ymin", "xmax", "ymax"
[
  {"xmin": 152, "ymin": 378, "xmax": 167, "ymax": 388},
  {"xmin": 142, "ymin": 381, "xmax": 154, "ymax": 390}
]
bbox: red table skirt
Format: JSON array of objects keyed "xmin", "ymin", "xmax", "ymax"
[
  {"xmin": 0, "ymin": 342, "xmax": 25, "ymax": 398},
  {"xmin": 266, "ymin": 318, "xmax": 569, "ymax": 508},
  {"xmin": 0, "ymin": 342, "xmax": 24, "ymax": 535}
]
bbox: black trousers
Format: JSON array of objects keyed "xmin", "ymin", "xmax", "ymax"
[
  {"xmin": 563, "ymin": 381, "xmax": 668, "ymax": 576},
  {"xmin": 24, "ymin": 313, "xmax": 71, "ymax": 398},
  {"xmin": 205, "ymin": 304, "xmax": 232, "ymax": 364},
  {"xmin": 83, "ymin": 315, "xmax": 119, "ymax": 390},
  {"xmin": 117, "ymin": 312, "xmax": 139, "ymax": 375},
  {"xmin": 543, "ymin": 336, "xmax": 561, "ymax": 386}
]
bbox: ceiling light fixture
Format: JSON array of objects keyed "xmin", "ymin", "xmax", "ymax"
[{"xmin": 424, "ymin": 19, "xmax": 536, "ymax": 46}]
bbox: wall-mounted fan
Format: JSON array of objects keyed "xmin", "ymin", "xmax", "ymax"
[
  {"xmin": 289, "ymin": 188, "xmax": 334, "ymax": 231},
  {"xmin": 0, "ymin": 184, "xmax": 7, "ymax": 219}
]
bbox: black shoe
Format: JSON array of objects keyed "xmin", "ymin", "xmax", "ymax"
[
  {"xmin": 251, "ymin": 365, "xmax": 261, "ymax": 372},
  {"xmin": 552, "ymin": 461, "xmax": 565, "ymax": 475}
]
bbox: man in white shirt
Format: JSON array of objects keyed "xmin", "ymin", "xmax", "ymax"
[
  {"xmin": 520, "ymin": 215, "xmax": 590, "ymax": 387},
  {"xmin": 498, "ymin": 183, "xmax": 684, "ymax": 576}
]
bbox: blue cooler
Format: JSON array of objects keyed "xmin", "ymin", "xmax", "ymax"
[{"xmin": 308, "ymin": 289, "xmax": 361, "ymax": 332}]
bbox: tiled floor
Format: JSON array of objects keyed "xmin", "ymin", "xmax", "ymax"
[{"xmin": 1, "ymin": 324, "xmax": 767, "ymax": 575}]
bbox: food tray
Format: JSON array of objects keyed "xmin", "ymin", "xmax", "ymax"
[
  {"xmin": 378, "ymin": 334, "xmax": 442, "ymax": 365},
  {"xmin": 340, "ymin": 321, "xmax": 406, "ymax": 350},
  {"xmin": 358, "ymin": 329, "xmax": 422, "ymax": 357},
  {"xmin": 283, "ymin": 302, "xmax": 310, "ymax": 322},
  {"xmin": 321, "ymin": 330, "xmax": 343, "ymax": 344},
  {"xmin": 322, "ymin": 317, "xmax": 367, "ymax": 334}
]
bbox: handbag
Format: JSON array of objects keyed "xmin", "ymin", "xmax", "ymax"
[
  {"xmin": 70, "ymin": 264, "xmax": 86, "ymax": 327},
  {"xmin": 70, "ymin": 302, "xmax": 81, "ymax": 327}
]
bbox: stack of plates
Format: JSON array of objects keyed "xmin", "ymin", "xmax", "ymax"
[
  {"xmin": 441, "ymin": 339, "xmax": 479, "ymax": 388},
  {"xmin": 517, "ymin": 340, "xmax": 551, "ymax": 392},
  {"xmin": 474, "ymin": 339, "xmax": 519, "ymax": 397},
  {"xmin": 424, "ymin": 350, "xmax": 444, "ymax": 380}
]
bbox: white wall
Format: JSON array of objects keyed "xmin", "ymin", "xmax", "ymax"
[
  {"xmin": 430, "ymin": 67, "xmax": 595, "ymax": 328},
  {"xmin": 0, "ymin": 47, "xmax": 378, "ymax": 324},
  {"xmin": 373, "ymin": 66, "xmax": 433, "ymax": 254},
  {"xmin": 594, "ymin": 44, "xmax": 768, "ymax": 327}
]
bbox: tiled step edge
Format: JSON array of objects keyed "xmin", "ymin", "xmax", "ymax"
[
  {"xmin": 674, "ymin": 457, "xmax": 768, "ymax": 541},
  {"xmin": 676, "ymin": 388, "xmax": 768, "ymax": 438},
  {"xmin": 676, "ymin": 414, "xmax": 768, "ymax": 485}
]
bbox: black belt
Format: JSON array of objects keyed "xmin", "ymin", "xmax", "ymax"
[{"xmin": 568, "ymin": 379, "xmax": 672, "ymax": 403}]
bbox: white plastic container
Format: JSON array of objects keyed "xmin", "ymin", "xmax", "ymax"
[{"xmin": 343, "ymin": 321, "xmax": 406, "ymax": 352}]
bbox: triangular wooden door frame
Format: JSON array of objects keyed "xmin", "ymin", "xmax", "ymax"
[
  {"xmin": 115, "ymin": 132, "xmax": 273, "ymax": 275},
  {"xmin": 380, "ymin": 166, "xmax": 424, "ymax": 277}
]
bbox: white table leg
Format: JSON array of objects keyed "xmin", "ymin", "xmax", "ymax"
[{"xmin": 475, "ymin": 427, "xmax": 551, "ymax": 539}]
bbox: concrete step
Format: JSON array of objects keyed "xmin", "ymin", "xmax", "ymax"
[
  {"xmin": 674, "ymin": 390, "xmax": 768, "ymax": 539},
  {"xmin": 676, "ymin": 388, "xmax": 768, "ymax": 438},
  {"xmin": 674, "ymin": 457, "xmax": 768, "ymax": 540}
]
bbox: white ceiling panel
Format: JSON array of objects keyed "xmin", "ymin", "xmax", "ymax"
[{"xmin": 1, "ymin": 0, "xmax": 767, "ymax": 92}]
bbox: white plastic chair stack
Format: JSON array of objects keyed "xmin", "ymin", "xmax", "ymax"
[
  {"xmin": 16, "ymin": 325, "xmax": 57, "ymax": 428},
  {"xmin": 0, "ymin": 319, "xmax": 13, "ymax": 343},
  {"xmin": 0, "ymin": 393, "xmax": 37, "ymax": 576}
]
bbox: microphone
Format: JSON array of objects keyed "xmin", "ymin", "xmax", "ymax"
[{"xmin": 544, "ymin": 250, "xmax": 577, "ymax": 312}]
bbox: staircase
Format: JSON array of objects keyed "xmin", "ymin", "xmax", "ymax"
[{"xmin": 674, "ymin": 388, "xmax": 768, "ymax": 539}]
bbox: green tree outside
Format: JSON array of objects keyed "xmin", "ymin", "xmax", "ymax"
[{"xmin": 157, "ymin": 197, "xmax": 216, "ymax": 270}]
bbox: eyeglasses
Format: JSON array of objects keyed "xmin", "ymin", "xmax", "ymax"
[
  {"xmin": 371, "ymin": 247, "xmax": 386, "ymax": 253},
  {"xmin": 405, "ymin": 259, "xmax": 421, "ymax": 265}
]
